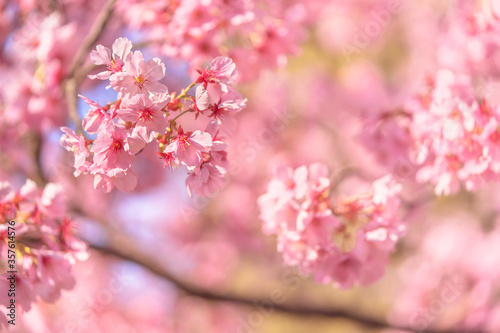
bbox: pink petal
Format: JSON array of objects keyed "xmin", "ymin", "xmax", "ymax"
[
  {"xmin": 90, "ymin": 44, "xmax": 111, "ymax": 65},
  {"xmin": 112, "ymin": 37, "xmax": 132, "ymax": 61}
]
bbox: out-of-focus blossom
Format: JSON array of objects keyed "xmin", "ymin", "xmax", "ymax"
[
  {"xmin": 360, "ymin": 69, "xmax": 500, "ymax": 195},
  {"xmin": 258, "ymin": 164, "xmax": 404, "ymax": 288},
  {"xmin": 389, "ymin": 219, "xmax": 500, "ymax": 332},
  {"xmin": 0, "ymin": 180, "xmax": 87, "ymax": 326}
]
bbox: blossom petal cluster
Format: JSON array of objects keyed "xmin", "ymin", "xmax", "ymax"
[
  {"xmin": 60, "ymin": 38, "xmax": 246, "ymax": 196},
  {"xmin": 438, "ymin": 1, "xmax": 500, "ymax": 77},
  {"xmin": 406, "ymin": 70, "xmax": 500, "ymax": 195},
  {"xmin": 115, "ymin": 0, "xmax": 310, "ymax": 80},
  {"xmin": 0, "ymin": 180, "xmax": 87, "ymax": 326},
  {"xmin": 360, "ymin": 69, "xmax": 500, "ymax": 196},
  {"xmin": 258, "ymin": 164, "xmax": 404, "ymax": 288},
  {"xmin": 1, "ymin": 12, "xmax": 82, "ymax": 138}
]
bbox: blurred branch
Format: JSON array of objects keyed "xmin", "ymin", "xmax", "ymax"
[
  {"xmin": 27, "ymin": 133, "xmax": 48, "ymax": 186},
  {"xmin": 64, "ymin": 78, "xmax": 84, "ymax": 135},
  {"xmin": 330, "ymin": 166, "xmax": 370, "ymax": 191},
  {"xmin": 66, "ymin": 0, "xmax": 117, "ymax": 80},
  {"xmin": 64, "ymin": 0, "xmax": 117, "ymax": 135},
  {"xmin": 78, "ymin": 62, "xmax": 98, "ymax": 82},
  {"xmin": 83, "ymin": 221, "xmax": 472, "ymax": 333}
]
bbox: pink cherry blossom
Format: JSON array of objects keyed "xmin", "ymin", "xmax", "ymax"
[
  {"xmin": 110, "ymin": 50, "xmax": 168, "ymax": 97},
  {"xmin": 205, "ymin": 119, "xmax": 229, "ymax": 154},
  {"xmin": 79, "ymin": 95, "xmax": 112, "ymax": 134},
  {"xmin": 190, "ymin": 85, "xmax": 211, "ymax": 119},
  {"xmin": 0, "ymin": 179, "xmax": 87, "ymax": 317},
  {"xmin": 208, "ymin": 88, "xmax": 247, "ymax": 122},
  {"xmin": 89, "ymin": 37, "xmax": 133, "ymax": 80},
  {"xmin": 408, "ymin": 70, "xmax": 500, "ymax": 195},
  {"xmin": 8, "ymin": 2, "xmax": 500, "ymax": 331},
  {"xmin": 258, "ymin": 163, "xmax": 404, "ymax": 288},
  {"xmin": 59, "ymin": 127, "xmax": 90, "ymax": 176},
  {"xmin": 35, "ymin": 252, "xmax": 76, "ymax": 302},
  {"xmin": 90, "ymin": 124, "xmax": 137, "ymax": 170},
  {"xmin": 390, "ymin": 219, "xmax": 500, "ymax": 332},
  {"xmin": 61, "ymin": 40, "xmax": 245, "ymax": 198},
  {"xmin": 183, "ymin": 120, "xmax": 229, "ymax": 197},
  {"xmin": 163, "ymin": 127, "xmax": 213, "ymax": 168},
  {"xmin": 360, "ymin": 69, "xmax": 500, "ymax": 195},
  {"xmin": 90, "ymin": 166, "xmax": 138, "ymax": 193},
  {"xmin": 185, "ymin": 162, "xmax": 227, "ymax": 198},
  {"xmin": 38, "ymin": 182, "xmax": 66, "ymax": 218},
  {"xmin": 118, "ymin": 93, "xmax": 170, "ymax": 143},
  {"xmin": 0, "ymin": 273, "xmax": 36, "ymax": 313},
  {"xmin": 158, "ymin": 151, "xmax": 178, "ymax": 171},
  {"xmin": 196, "ymin": 56, "xmax": 238, "ymax": 93}
]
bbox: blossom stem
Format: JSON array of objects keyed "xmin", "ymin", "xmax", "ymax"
[
  {"xmin": 170, "ymin": 110, "xmax": 191, "ymax": 124},
  {"xmin": 175, "ymin": 81, "xmax": 197, "ymax": 100}
]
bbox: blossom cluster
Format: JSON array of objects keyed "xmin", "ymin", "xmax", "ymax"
[
  {"xmin": 439, "ymin": 1, "xmax": 500, "ymax": 77},
  {"xmin": 2, "ymin": 12, "xmax": 76, "ymax": 134},
  {"xmin": 115, "ymin": 0, "xmax": 311, "ymax": 80},
  {"xmin": 257, "ymin": 164, "xmax": 404, "ymax": 288},
  {"xmin": 0, "ymin": 180, "xmax": 87, "ymax": 327},
  {"xmin": 362, "ymin": 69, "xmax": 500, "ymax": 196},
  {"xmin": 60, "ymin": 37, "xmax": 246, "ymax": 196},
  {"xmin": 407, "ymin": 70, "xmax": 500, "ymax": 195}
]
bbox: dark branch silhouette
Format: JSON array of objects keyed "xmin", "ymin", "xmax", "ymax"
[{"xmin": 82, "ymin": 221, "xmax": 476, "ymax": 333}]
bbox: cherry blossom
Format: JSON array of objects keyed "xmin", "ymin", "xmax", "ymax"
[
  {"xmin": 60, "ymin": 127, "xmax": 91, "ymax": 176},
  {"xmin": 65, "ymin": 38, "xmax": 245, "ymax": 196},
  {"xmin": 0, "ymin": 180, "xmax": 87, "ymax": 321},
  {"xmin": 89, "ymin": 37, "xmax": 133, "ymax": 80},
  {"xmin": 91, "ymin": 123, "xmax": 138, "ymax": 170},
  {"xmin": 163, "ymin": 127, "xmax": 213, "ymax": 169},
  {"xmin": 360, "ymin": 69, "xmax": 500, "ymax": 195},
  {"xmin": 196, "ymin": 56, "xmax": 238, "ymax": 94},
  {"xmin": 258, "ymin": 164, "xmax": 404, "ymax": 288},
  {"xmin": 186, "ymin": 163, "xmax": 227, "ymax": 198},
  {"xmin": 117, "ymin": 93, "xmax": 170, "ymax": 143},
  {"xmin": 110, "ymin": 50, "xmax": 168, "ymax": 97},
  {"xmin": 389, "ymin": 219, "xmax": 500, "ymax": 332},
  {"xmin": 4, "ymin": 2, "xmax": 500, "ymax": 332},
  {"xmin": 79, "ymin": 95, "xmax": 112, "ymax": 134}
]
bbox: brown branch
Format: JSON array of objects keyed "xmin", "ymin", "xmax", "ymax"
[
  {"xmin": 81, "ymin": 221, "xmax": 477, "ymax": 333},
  {"xmin": 27, "ymin": 132, "xmax": 48, "ymax": 186},
  {"xmin": 330, "ymin": 166, "xmax": 370, "ymax": 191},
  {"xmin": 66, "ymin": 0, "xmax": 118, "ymax": 80},
  {"xmin": 63, "ymin": 0, "xmax": 117, "ymax": 135},
  {"xmin": 64, "ymin": 78, "xmax": 84, "ymax": 135},
  {"xmin": 77, "ymin": 62, "xmax": 98, "ymax": 82}
]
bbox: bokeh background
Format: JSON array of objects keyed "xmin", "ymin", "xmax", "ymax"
[{"xmin": 2, "ymin": 0, "xmax": 500, "ymax": 332}]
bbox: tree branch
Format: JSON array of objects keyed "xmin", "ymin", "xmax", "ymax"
[
  {"xmin": 82, "ymin": 221, "xmax": 475, "ymax": 333},
  {"xmin": 64, "ymin": 0, "xmax": 117, "ymax": 135},
  {"xmin": 64, "ymin": 78, "xmax": 84, "ymax": 135},
  {"xmin": 27, "ymin": 132, "xmax": 48, "ymax": 186},
  {"xmin": 66, "ymin": 0, "xmax": 117, "ymax": 80}
]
